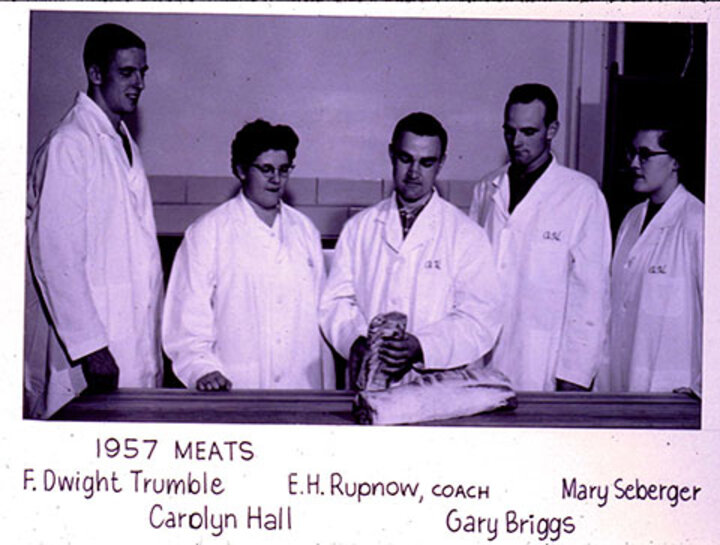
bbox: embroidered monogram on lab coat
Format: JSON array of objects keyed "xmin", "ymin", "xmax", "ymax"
[
  {"xmin": 542, "ymin": 230, "xmax": 562, "ymax": 242},
  {"xmin": 648, "ymin": 265, "xmax": 667, "ymax": 274}
]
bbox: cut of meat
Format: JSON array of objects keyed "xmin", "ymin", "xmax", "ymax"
[
  {"xmin": 354, "ymin": 365, "xmax": 517, "ymax": 425},
  {"xmin": 357, "ymin": 312, "xmax": 407, "ymax": 391}
]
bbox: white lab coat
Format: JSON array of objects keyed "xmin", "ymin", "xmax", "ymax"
[
  {"xmin": 25, "ymin": 92, "xmax": 163, "ymax": 418},
  {"xmin": 605, "ymin": 184, "xmax": 703, "ymax": 393},
  {"xmin": 469, "ymin": 158, "xmax": 611, "ymax": 390},
  {"xmin": 320, "ymin": 192, "xmax": 502, "ymax": 370},
  {"xmin": 162, "ymin": 192, "xmax": 333, "ymax": 390}
]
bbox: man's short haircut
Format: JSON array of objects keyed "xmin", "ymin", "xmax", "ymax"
[
  {"xmin": 231, "ymin": 119, "xmax": 300, "ymax": 177},
  {"xmin": 391, "ymin": 112, "xmax": 448, "ymax": 156},
  {"xmin": 83, "ymin": 23, "xmax": 146, "ymax": 72},
  {"xmin": 505, "ymin": 83, "xmax": 559, "ymax": 126}
]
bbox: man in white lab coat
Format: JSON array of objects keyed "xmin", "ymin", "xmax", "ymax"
[
  {"xmin": 25, "ymin": 24, "xmax": 163, "ymax": 418},
  {"xmin": 321, "ymin": 112, "xmax": 502, "ymax": 387},
  {"xmin": 469, "ymin": 84, "xmax": 611, "ymax": 391},
  {"xmin": 606, "ymin": 125, "xmax": 703, "ymax": 394}
]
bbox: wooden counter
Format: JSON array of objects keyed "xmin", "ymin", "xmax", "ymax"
[{"xmin": 51, "ymin": 389, "xmax": 700, "ymax": 429}]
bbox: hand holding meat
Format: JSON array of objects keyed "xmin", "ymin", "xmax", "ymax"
[
  {"xmin": 377, "ymin": 333, "xmax": 422, "ymax": 376},
  {"xmin": 357, "ymin": 312, "xmax": 410, "ymax": 391}
]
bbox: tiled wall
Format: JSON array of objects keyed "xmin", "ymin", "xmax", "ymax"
[{"xmin": 150, "ymin": 176, "xmax": 476, "ymax": 241}]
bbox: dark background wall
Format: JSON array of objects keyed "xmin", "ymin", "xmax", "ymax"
[{"xmin": 603, "ymin": 23, "xmax": 706, "ymax": 235}]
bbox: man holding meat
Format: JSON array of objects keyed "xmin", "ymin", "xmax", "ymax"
[{"xmin": 320, "ymin": 112, "xmax": 503, "ymax": 388}]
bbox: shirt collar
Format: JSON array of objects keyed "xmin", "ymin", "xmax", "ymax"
[
  {"xmin": 396, "ymin": 188, "xmax": 434, "ymax": 213},
  {"xmin": 395, "ymin": 190, "xmax": 438, "ymax": 237}
]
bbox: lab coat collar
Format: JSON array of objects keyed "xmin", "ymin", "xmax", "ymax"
[
  {"xmin": 75, "ymin": 91, "xmax": 133, "ymax": 141},
  {"xmin": 76, "ymin": 92, "xmax": 156, "ymax": 237},
  {"xmin": 500, "ymin": 155, "xmax": 559, "ymax": 218},
  {"xmin": 382, "ymin": 190, "xmax": 440, "ymax": 252},
  {"xmin": 490, "ymin": 166, "xmax": 510, "ymax": 221},
  {"xmin": 234, "ymin": 190, "xmax": 285, "ymax": 243},
  {"xmin": 634, "ymin": 184, "xmax": 688, "ymax": 241},
  {"xmin": 643, "ymin": 184, "xmax": 689, "ymax": 229},
  {"xmin": 627, "ymin": 184, "xmax": 689, "ymax": 256}
]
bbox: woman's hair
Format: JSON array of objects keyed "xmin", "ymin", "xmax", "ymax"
[
  {"xmin": 630, "ymin": 124, "xmax": 684, "ymax": 165},
  {"xmin": 231, "ymin": 119, "xmax": 299, "ymax": 177},
  {"xmin": 656, "ymin": 128, "xmax": 681, "ymax": 163}
]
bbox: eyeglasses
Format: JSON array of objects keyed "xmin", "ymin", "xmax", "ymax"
[
  {"xmin": 251, "ymin": 163, "xmax": 295, "ymax": 178},
  {"xmin": 626, "ymin": 147, "xmax": 671, "ymax": 164}
]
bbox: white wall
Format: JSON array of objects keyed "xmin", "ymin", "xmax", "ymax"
[{"xmin": 28, "ymin": 11, "xmax": 583, "ymax": 182}]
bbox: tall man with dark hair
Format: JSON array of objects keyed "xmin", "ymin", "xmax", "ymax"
[
  {"xmin": 25, "ymin": 23, "xmax": 163, "ymax": 417},
  {"xmin": 470, "ymin": 83, "xmax": 611, "ymax": 391},
  {"xmin": 321, "ymin": 112, "xmax": 502, "ymax": 385}
]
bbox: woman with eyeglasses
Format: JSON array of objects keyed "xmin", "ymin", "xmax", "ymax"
[
  {"xmin": 604, "ymin": 124, "xmax": 703, "ymax": 395},
  {"xmin": 162, "ymin": 119, "xmax": 333, "ymax": 391}
]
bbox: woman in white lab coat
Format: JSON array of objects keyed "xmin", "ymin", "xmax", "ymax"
[
  {"xmin": 162, "ymin": 120, "xmax": 333, "ymax": 391},
  {"xmin": 607, "ymin": 126, "xmax": 703, "ymax": 394}
]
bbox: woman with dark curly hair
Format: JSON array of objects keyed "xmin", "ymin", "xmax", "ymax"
[{"xmin": 162, "ymin": 119, "xmax": 333, "ymax": 391}]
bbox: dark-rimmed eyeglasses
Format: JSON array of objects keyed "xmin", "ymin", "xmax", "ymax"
[
  {"xmin": 626, "ymin": 147, "xmax": 671, "ymax": 164},
  {"xmin": 251, "ymin": 163, "xmax": 295, "ymax": 178}
]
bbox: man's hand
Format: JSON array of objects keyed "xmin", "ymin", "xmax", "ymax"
[
  {"xmin": 377, "ymin": 333, "xmax": 423, "ymax": 378},
  {"xmin": 196, "ymin": 371, "xmax": 232, "ymax": 392},
  {"xmin": 556, "ymin": 378, "xmax": 589, "ymax": 392},
  {"xmin": 78, "ymin": 347, "xmax": 119, "ymax": 394}
]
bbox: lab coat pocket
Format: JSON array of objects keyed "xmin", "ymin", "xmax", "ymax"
[{"xmin": 640, "ymin": 274, "xmax": 683, "ymax": 318}]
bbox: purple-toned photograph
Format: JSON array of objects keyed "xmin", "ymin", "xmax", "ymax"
[{"xmin": 24, "ymin": 9, "xmax": 705, "ymax": 428}]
